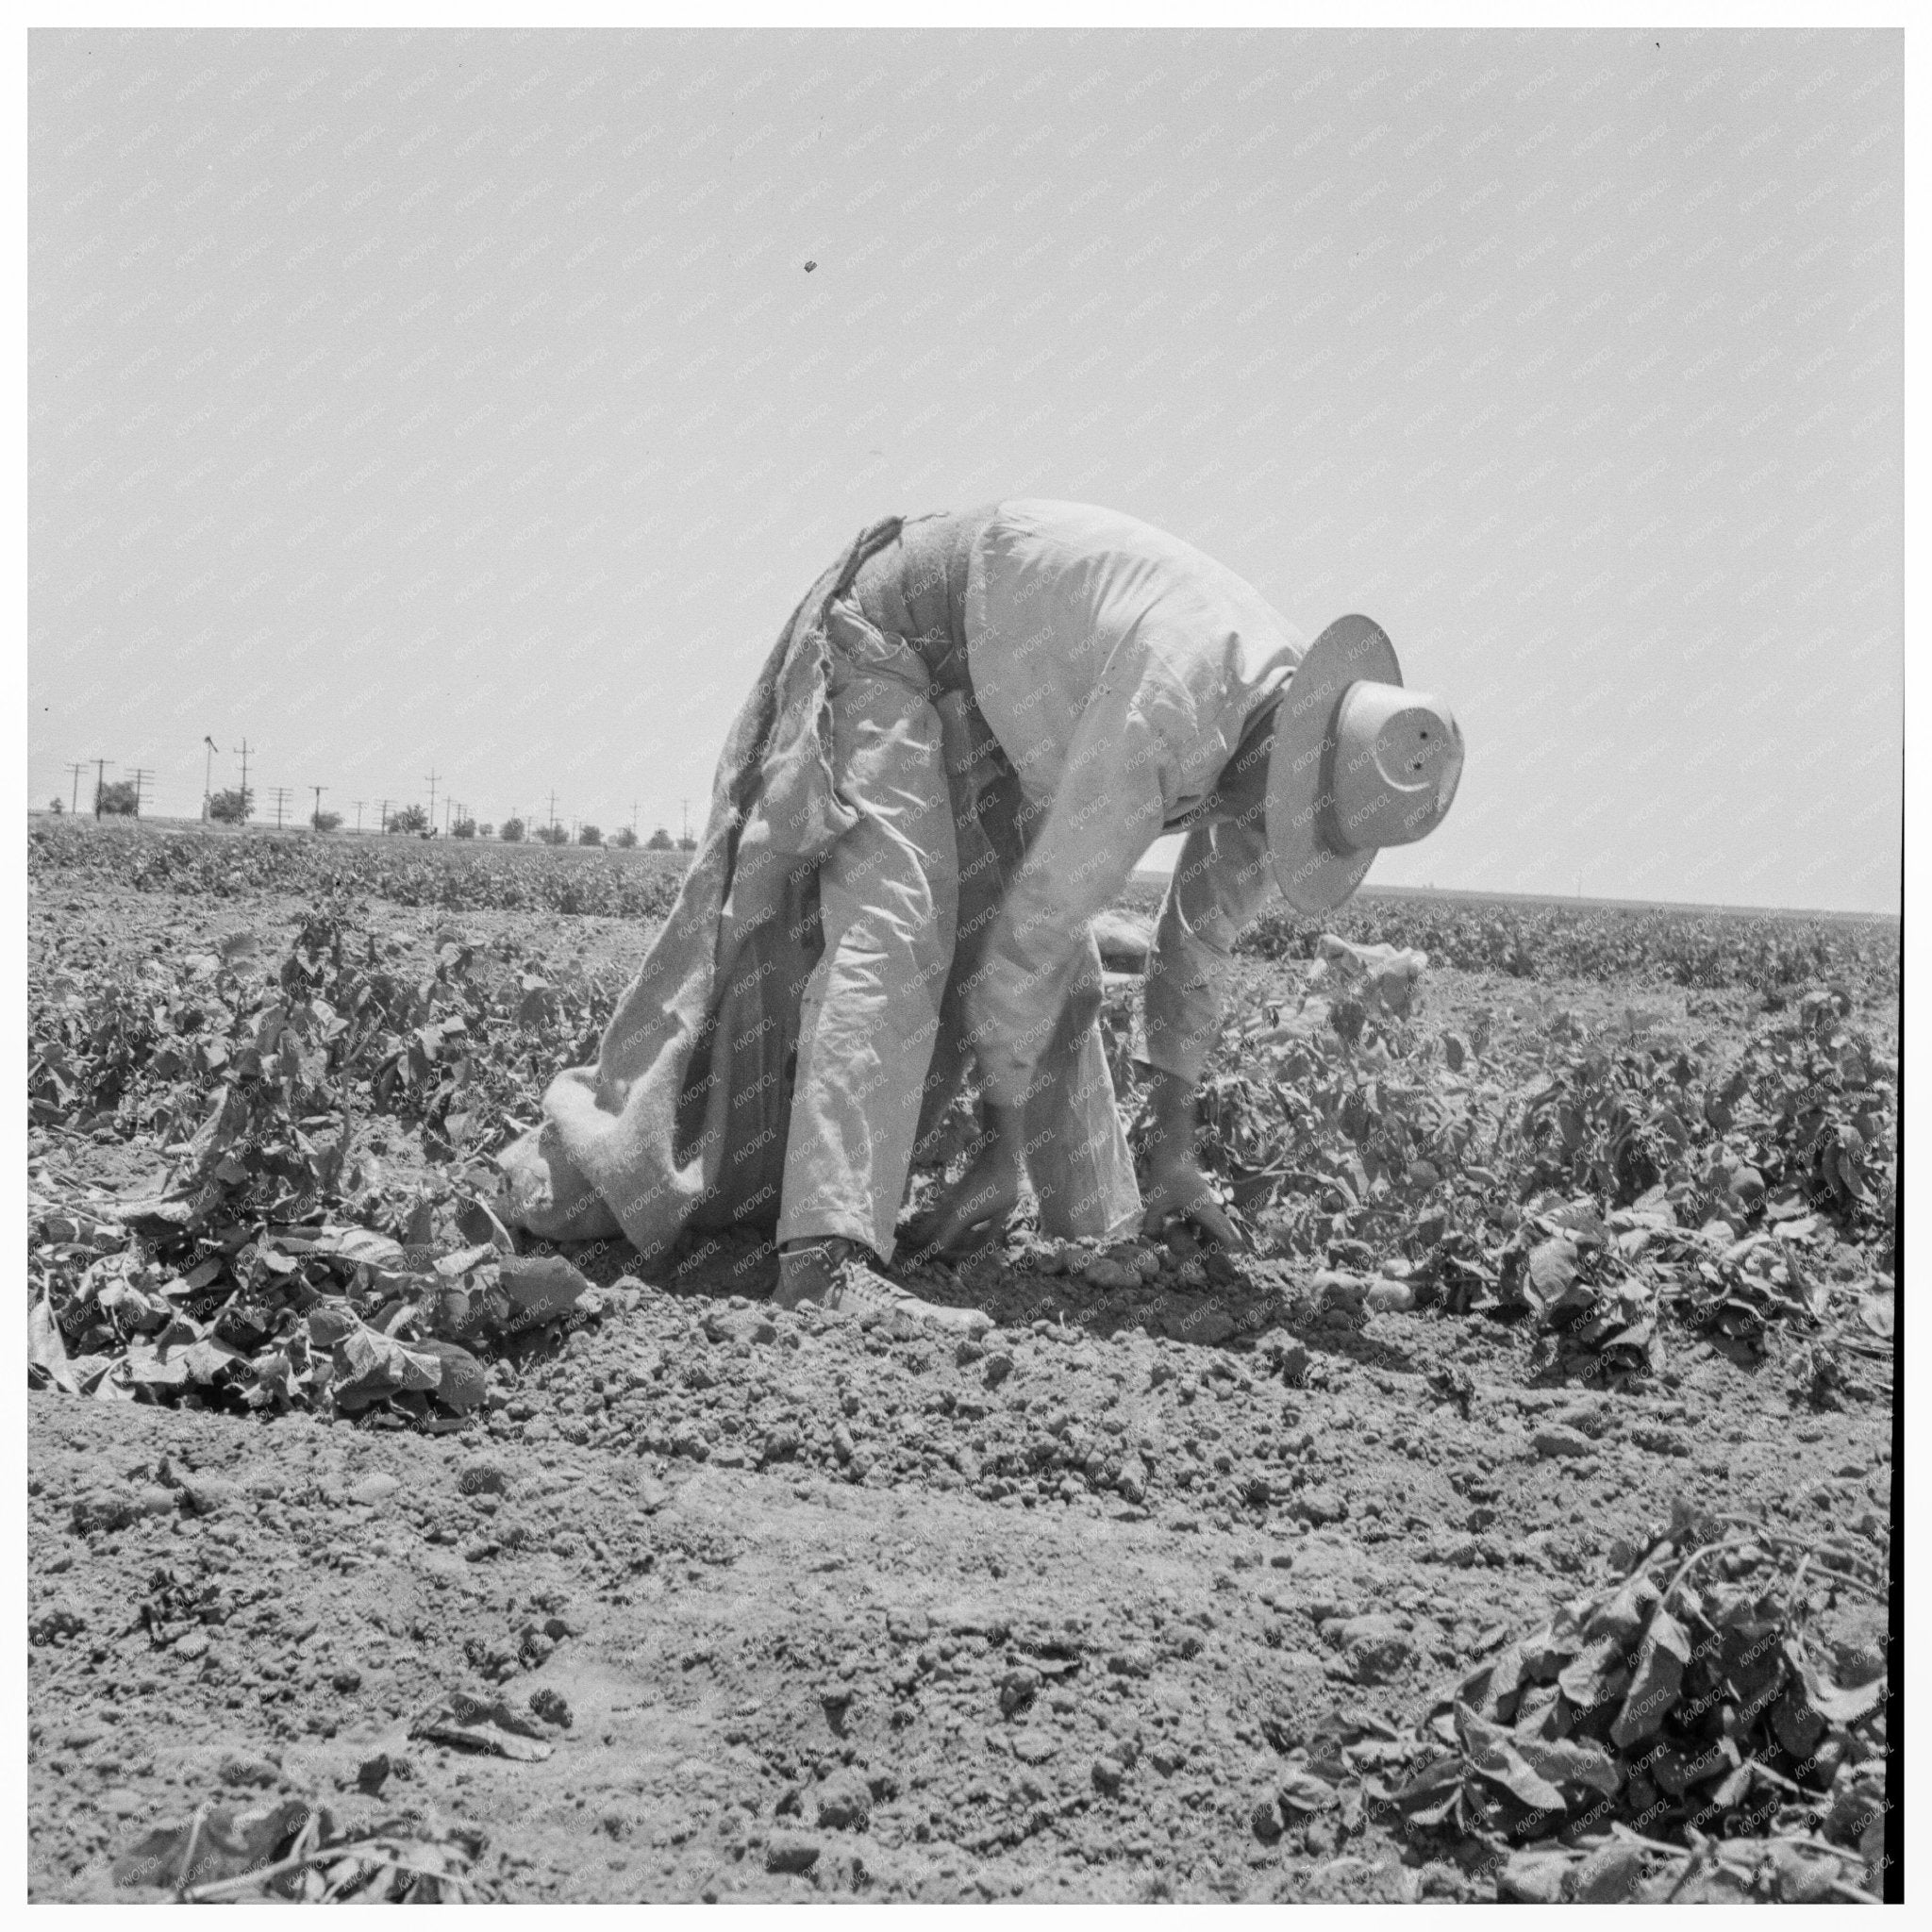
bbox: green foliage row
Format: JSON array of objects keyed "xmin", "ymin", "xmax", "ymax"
[
  {"xmin": 29, "ymin": 819, "xmax": 688, "ymax": 921},
  {"xmin": 28, "ymin": 820, "xmax": 1899, "ymax": 1003},
  {"xmin": 1236, "ymin": 895, "xmax": 1898, "ymax": 1002}
]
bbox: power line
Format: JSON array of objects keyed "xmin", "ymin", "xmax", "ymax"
[
  {"xmin": 267, "ymin": 786, "xmax": 293, "ymax": 831},
  {"xmin": 425, "ymin": 766, "xmax": 440, "ymax": 827},
  {"xmin": 351, "ymin": 799, "xmax": 366, "ymax": 834},
  {"xmin": 127, "ymin": 768, "xmax": 156, "ymax": 818}
]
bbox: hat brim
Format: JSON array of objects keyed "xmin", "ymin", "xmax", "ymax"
[{"xmin": 1264, "ymin": 614, "xmax": 1403, "ymax": 914}]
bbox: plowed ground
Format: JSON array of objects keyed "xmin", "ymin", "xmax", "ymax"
[{"xmin": 25, "ymin": 882, "xmax": 1896, "ymax": 1902}]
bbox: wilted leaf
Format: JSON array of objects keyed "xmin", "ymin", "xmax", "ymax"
[
  {"xmin": 435, "ymin": 1241, "xmax": 499, "ymax": 1278},
  {"xmin": 1512, "ymin": 1733, "xmax": 1621, "ymax": 1797},
  {"xmin": 1610, "ymin": 1607, "xmax": 1691, "ymax": 1748},
  {"xmin": 304, "ymin": 1224, "xmax": 407, "ymax": 1272},
  {"xmin": 1570, "ymin": 1842, "xmax": 1648, "ymax": 1903},
  {"xmin": 118, "ymin": 1341, "xmax": 192, "ymax": 1390},
  {"xmin": 1275, "ymin": 1768, "xmax": 1339, "ymax": 1813},
  {"xmin": 179, "ymin": 1337, "xmax": 248, "ymax": 1385},
  {"xmin": 113, "ymin": 1796, "xmax": 316, "ymax": 1892},
  {"xmin": 306, "ymin": 1302, "xmax": 359, "ymax": 1346},
  {"xmin": 1524, "ymin": 1237, "xmax": 1579, "ymax": 1310},
  {"xmin": 411, "ymin": 1338, "xmax": 487, "ymax": 1412},
  {"xmin": 454, "ymin": 1195, "xmax": 516, "ymax": 1255},
  {"xmin": 1391, "ymin": 1753, "xmax": 1464, "ymax": 1825},
  {"xmin": 331, "ymin": 1324, "xmax": 442, "ymax": 1409},
  {"xmin": 1496, "ymin": 1847, "xmax": 1574, "ymax": 1903},
  {"xmin": 1584, "ymin": 1573, "xmax": 1662, "ymax": 1647},
  {"xmin": 1457, "ymin": 1705, "xmax": 1567, "ymax": 1812},
  {"xmin": 29, "ymin": 1294, "xmax": 76, "ymax": 1393},
  {"xmin": 409, "ymin": 1691, "xmax": 554, "ymax": 1761},
  {"xmin": 1475, "ymin": 1740, "xmax": 1566, "ymax": 1812},
  {"xmin": 1557, "ymin": 1635, "xmax": 1625, "ymax": 1711},
  {"xmin": 1788, "ymin": 1641, "xmax": 1886, "ymax": 1726}
]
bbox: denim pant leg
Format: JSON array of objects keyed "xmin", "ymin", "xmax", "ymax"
[
  {"xmin": 1021, "ymin": 928, "xmax": 1143, "ymax": 1242},
  {"xmin": 776, "ymin": 606, "xmax": 959, "ymax": 1261}
]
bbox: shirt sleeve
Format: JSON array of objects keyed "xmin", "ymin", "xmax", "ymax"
[
  {"xmin": 1142, "ymin": 810, "xmax": 1276, "ymax": 1084},
  {"xmin": 964, "ymin": 681, "xmax": 1171, "ymax": 1108}
]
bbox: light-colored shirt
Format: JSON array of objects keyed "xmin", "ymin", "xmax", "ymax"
[{"xmin": 961, "ymin": 499, "xmax": 1306, "ymax": 1104}]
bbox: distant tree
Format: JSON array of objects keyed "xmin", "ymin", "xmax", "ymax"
[
  {"xmin": 208, "ymin": 787, "xmax": 253, "ymax": 825},
  {"xmin": 535, "ymin": 823, "xmax": 570, "ymax": 846},
  {"xmin": 48, "ymin": 797, "xmax": 64, "ymax": 814},
  {"xmin": 311, "ymin": 808, "xmax": 342, "ymax": 834},
  {"xmin": 388, "ymin": 803, "xmax": 430, "ymax": 835},
  {"xmin": 611, "ymin": 825, "xmax": 639, "ymax": 849},
  {"xmin": 452, "ymin": 816, "xmax": 477, "ymax": 840},
  {"xmin": 577, "ymin": 824, "xmax": 604, "ymax": 847},
  {"xmin": 95, "ymin": 779, "xmax": 140, "ymax": 817},
  {"xmin": 645, "ymin": 826, "xmax": 674, "ymax": 850},
  {"xmin": 477, "ymin": 823, "xmax": 495, "ymax": 841},
  {"xmin": 498, "ymin": 817, "xmax": 525, "ymax": 843}
]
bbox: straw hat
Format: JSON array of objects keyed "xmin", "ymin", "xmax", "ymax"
[{"xmin": 1264, "ymin": 614, "xmax": 1463, "ymax": 914}]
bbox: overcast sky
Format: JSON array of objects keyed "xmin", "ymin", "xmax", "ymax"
[{"xmin": 29, "ymin": 26, "xmax": 1901, "ymax": 909}]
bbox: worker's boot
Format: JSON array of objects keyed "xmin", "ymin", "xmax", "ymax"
[{"xmin": 774, "ymin": 1238, "xmax": 991, "ymax": 1339}]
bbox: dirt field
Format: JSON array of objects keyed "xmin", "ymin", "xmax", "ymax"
[{"xmin": 26, "ymin": 848, "xmax": 1899, "ymax": 1903}]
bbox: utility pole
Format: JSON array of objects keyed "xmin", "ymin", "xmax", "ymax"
[
  {"xmin": 235, "ymin": 739, "xmax": 253, "ymax": 809},
  {"xmin": 425, "ymin": 766, "xmax": 440, "ymax": 829},
  {"xmin": 202, "ymin": 737, "xmax": 218, "ymax": 819},
  {"xmin": 268, "ymin": 786, "xmax": 292, "ymax": 831},
  {"xmin": 128, "ymin": 767, "xmax": 156, "ymax": 819},
  {"xmin": 378, "ymin": 798, "xmax": 391, "ymax": 834},
  {"xmin": 351, "ymin": 799, "xmax": 366, "ymax": 834},
  {"xmin": 65, "ymin": 762, "xmax": 87, "ymax": 814},
  {"xmin": 631, "ymin": 800, "xmax": 640, "ymax": 841},
  {"xmin": 444, "ymin": 794, "xmax": 452, "ymax": 835},
  {"xmin": 681, "ymin": 797, "xmax": 691, "ymax": 844},
  {"xmin": 91, "ymin": 758, "xmax": 113, "ymax": 817},
  {"xmin": 547, "ymin": 791, "xmax": 559, "ymax": 841},
  {"xmin": 310, "ymin": 784, "xmax": 326, "ymax": 831}
]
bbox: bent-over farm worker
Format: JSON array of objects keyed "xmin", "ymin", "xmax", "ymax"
[{"xmin": 498, "ymin": 502, "xmax": 1464, "ymax": 1334}]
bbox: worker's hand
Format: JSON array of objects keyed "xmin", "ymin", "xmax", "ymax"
[
  {"xmin": 1141, "ymin": 1152, "xmax": 1243, "ymax": 1251},
  {"xmin": 1139, "ymin": 1066, "xmax": 1243, "ymax": 1250},
  {"xmin": 905, "ymin": 1104, "xmax": 1024, "ymax": 1258}
]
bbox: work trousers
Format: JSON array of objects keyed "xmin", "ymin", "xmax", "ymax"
[{"xmin": 774, "ymin": 545, "xmax": 1141, "ymax": 1262}]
